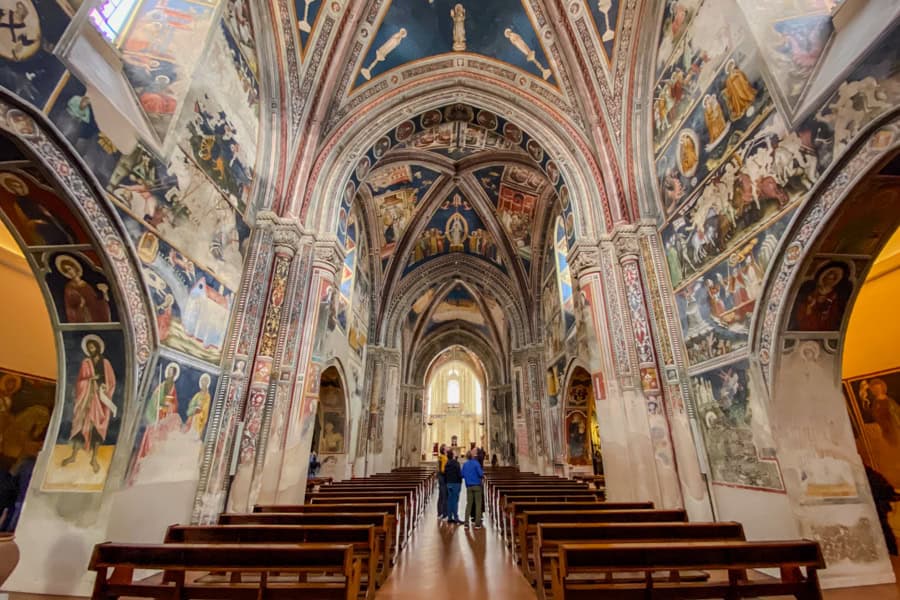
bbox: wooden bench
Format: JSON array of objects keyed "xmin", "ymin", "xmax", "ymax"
[
  {"xmin": 550, "ymin": 540, "xmax": 825, "ymax": 600},
  {"xmin": 534, "ymin": 522, "xmax": 745, "ymax": 596},
  {"xmin": 304, "ymin": 495, "xmax": 410, "ymax": 544},
  {"xmin": 221, "ymin": 512, "xmax": 396, "ymax": 581},
  {"xmin": 164, "ymin": 525, "xmax": 380, "ymax": 597},
  {"xmin": 496, "ymin": 492, "xmax": 604, "ymax": 535},
  {"xmin": 508, "ymin": 501, "xmax": 654, "ymax": 548},
  {"xmin": 89, "ymin": 542, "xmax": 362, "ymax": 600}
]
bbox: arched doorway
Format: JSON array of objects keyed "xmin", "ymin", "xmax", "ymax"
[
  {"xmin": 563, "ymin": 366, "xmax": 603, "ymax": 476},
  {"xmin": 757, "ymin": 121, "xmax": 900, "ymax": 584},
  {"xmin": 423, "ymin": 346, "xmax": 486, "ymax": 459},
  {"xmin": 310, "ymin": 366, "xmax": 348, "ymax": 479}
]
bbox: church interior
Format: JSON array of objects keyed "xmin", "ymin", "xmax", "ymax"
[{"xmin": 0, "ymin": 0, "xmax": 897, "ymax": 597}]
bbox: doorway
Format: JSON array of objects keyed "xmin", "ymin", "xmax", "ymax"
[
  {"xmin": 423, "ymin": 346, "xmax": 486, "ymax": 459},
  {"xmin": 310, "ymin": 366, "xmax": 348, "ymax": 479}
]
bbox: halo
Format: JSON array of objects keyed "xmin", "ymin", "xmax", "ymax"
[
  {"xmin": 55, "ymin": 254, "xmax": 83, "ymax": 278},
  {"xmin": 81, "ymin": 334, "xmax": 105, "ymax": 355},
  {"xmin": 0, "ymin": 172, "xmax": 28, "ymax": 196},
  {"xmin": 199, "ymin": 373, "xmax": 211, "ymax": 387},
  {"xmin": 164, "ymin": 362, "xmax": 181, "ymax": 381},
  {"xmin": 0, "ymin": 373, "xmax": 22, "ymax": 394}
]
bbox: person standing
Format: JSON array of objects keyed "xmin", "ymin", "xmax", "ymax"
[
  {"xmin": 461, "ymin": 450, "xmax": 484, "ymax": 529},
  {"xmin": 437, "ymin": 444, "xmax": 448, "ymax": 520},
  {"xmin": 491, "ymin": 453, "xmax": 499, "ymax": 468},
  {"xmin": 444, "ymin": 450, "xmax": 462, "ymax": 524}
]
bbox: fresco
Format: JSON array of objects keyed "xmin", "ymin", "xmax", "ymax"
[
  {"xmin": 175, "ymin": 28, "xmax": 258, "ymax": 215},
  {"xmin": 656, "ymin": 39, "xmax": 773, "ymax": 215},
  {"xmin": 355, "ymin": 0, "xmax": 554, "ymax": 86},
  {"xmin": 336, "ymin": 212, "xmax": 358, "ymax": 332},
  {"xmin": 42, "ymin": 330, "xmax": 126, "ymax": 492},
  {"xmin": 652, "ymin": 1, "xmax": 733, "ymax": 156},
  {"xmin": 787, "ymin": 258, "xmax": 856, "ymax": 332},
  {"xmin": 585, "ymin": 0, "xmax": 620, "ymax": 61},
  {"xmin": 316, "ymin": 368, "xmax": 346, "ymax": 454},
  {"xmin": 691, "ymin": 360, "xmax": 782, "ymax": 490},
  {"xmin": 655, "ymin": 0, "xmax": 703, "ymax": 75},
  {"xmin": 0, "ymin": 0, "xmax": 69, "ymax": 110},
  {"xmin": 107, "ymin": 143, "xmax": 250, "ymax": 291},
  {"xmin": 565, "ymin": 368, "xmax": 592, "ymax": 466},
  {"xmin": 845, "ymin": 370, "xmax": 900, "ymax": 490},
  {"xmin": 0, "ymin": 369, "xmax": 53, "ymax": 497},
  {"xmin": 406, "ymin": 188, "xmax": 502, "ymax": 273},
  {"xmin": 43, "ymin": 250, "xmax": 120, "ymax": 325},
  {"xmin": 423, "ymin": 285, "xmax": 490, "ymax": 339},
  {"xmin": 542, "ymin": 251, "xmax": 564, "ymax": 358},
  {"xmin": 736, "ymin": 2, "xmax": 833, "ymax": 112},
  {"xmin": 118, "ymin": 0, "xmax": 218, "ymax": 145},
  {"xmin": 661, "ymin": 111, "xmax": 816, "ymax": 287},
  {"xmin": 476, "ymin": 163, "xmax": 547, "ymax": 269},
  {"xmin": 224, "ymin": 0, "xmax": 258, "ymax": 76},
  {"xmin": 400, "ymin": 121, "xmax": 522, "ymax": 160},
  {"xmin": 0, "ymin": 168, "xmax": 92, "ymax": 248},
  {"xmin": 675, "ymin": 212, "xmax": 791, "ymax": 366},
  {"xmin": 128, "ymin": 356, "xmax": 218, "ymax": 485},
  {"xmin": 121, "ymin": 211, "xmax": 234, "ymax": 364},
  {"xmin": 294, "ymin": 0, "xmax": 324, "ymax": 55},
  {"xmin": 365, "ymin": 163, "xmax": 439, "ymax": 260}
]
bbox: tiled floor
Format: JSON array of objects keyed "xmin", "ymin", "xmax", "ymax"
[{"xmin": 6, "ymin": 490, "xmax": 900, "ymax": 599}]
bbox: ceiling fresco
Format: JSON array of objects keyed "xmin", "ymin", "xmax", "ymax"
[
  {"xmin": 423, "ymin": 284, "xmax": 492, "ymax": 339},
  {"xmin": 294, "ymin": 0, "xmax": 325, "ymax": 57},
  {"xmin": 404, "ymin": 187, "xmax": 503, "ymax": 274},
  {"xmin": 336, "ymin": 104, "xmax": 575, "ymax": 280},
  {"xmin": 353, "ymin": 0, "xmax": 556, "ymax": 89},
  {"xmin": 585, "ymin": 0, "xmax": 622, "ymax": 63}
]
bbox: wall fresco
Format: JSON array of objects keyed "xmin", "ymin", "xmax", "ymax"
[
  {"xmin": 690, "ymin": 359, "xmax": 782, "ymax": 490},
  {"xmin": 128, "ymin": 356, "xmax": 218, "ymax": 485},
  {"xmin": 42, "ymin": 330, "xmax": 126, "ymax": 492}
]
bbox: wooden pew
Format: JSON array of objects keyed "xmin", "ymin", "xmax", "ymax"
[
  {"xmin": 305, "ymin": 495, "xmax": 410, "ymax": 543},
  {"xmin": 222, "ymin": 512, "xmax": 396, "ymax": 582},
  {"xmin": 550, "ymin": 540, "xmax": 825, "ymax": 600},
  {"xmin": 508, "ymin": 501, "xmax": 654, "ymax": 550},
  {"xmin": 164, "ymin": 525, "xmax": 380, "ymax": 598},
  {"xmin": 496, "ymin": 492, "xmax": 604, "ymax": 536},
  {"xmin": 89, "ymin": 542, "xmax": 362, "ymax": 600},
  {"xmin": 534, "ymin": 522, "xmax": 745, "ymax": 596},
  {"xmin": 491, "ymin": 483, "xmax": 594, "ymax": 520}
]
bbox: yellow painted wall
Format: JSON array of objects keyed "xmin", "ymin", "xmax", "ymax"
[
  {"xmin": 0, "ymin": 219, "xmax": 56, "ymax": 380},
  {"xmin": 843, "ymin": 226, "xmax": 900, "ymax": 379}
]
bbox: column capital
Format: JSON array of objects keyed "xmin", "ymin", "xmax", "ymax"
[{"xmin": 313, "ymin": 238, "xmax": 345, "ymax": 273}]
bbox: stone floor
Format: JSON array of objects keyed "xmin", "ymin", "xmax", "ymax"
[{"xmin": 6, "ymin": 488, "xmax": 900, "ymax": 599}]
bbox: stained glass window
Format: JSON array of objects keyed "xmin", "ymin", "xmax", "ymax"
[{"xmin": 89, "ymin": 0, "xmax": 141, "ymax": 42}]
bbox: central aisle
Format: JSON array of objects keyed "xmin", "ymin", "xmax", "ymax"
[{"xmin": 375, "ymin": 482, "xmax": 537, "ymax": 599}]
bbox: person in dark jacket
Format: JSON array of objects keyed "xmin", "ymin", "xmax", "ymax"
[
  {"xmin": 444, "ymin": 450, "xmax": 463, "ymax": 524},
  {"xmin": 491, "ymin": 453, "xmax": 499, "ymax": 468}
]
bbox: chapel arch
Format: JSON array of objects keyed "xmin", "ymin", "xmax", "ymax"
[
  {"xmin": 0, "ymin": 95, "xmax": 156, "ymax": 587},
  {"xmin": 310, "ymin": 364, "xmax": 349, "ymax": 479},
  {"xmin": 753, "ymin": 112, "xmax": 900, "ymax": 578}
]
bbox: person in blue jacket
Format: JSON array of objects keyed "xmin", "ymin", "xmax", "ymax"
[{"xmin": 461, "ymin": 450, "xmax": 484, "ymax": 529}]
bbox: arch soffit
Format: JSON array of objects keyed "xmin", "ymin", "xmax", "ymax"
[
  {"xmin": 381, "ymin": 253, "xmax": 531, "ymax": 349},
  {"xmin": 411, "ymin": 329, "xmax": 502, "ymax": 387},
  {"xmin": 752, "ymin": 110, "xmax": 900, "ymax": 389},
  {"xmin": 296, "ymin": 82, "xmax": 611, "ymax": 243},
  {"xmin": 560, "ymin": 359, "xmax": 592, "ymax": 406},
  {"xmin": 320, "ymin": 359, "xmax": 351, "ymax": 417}
]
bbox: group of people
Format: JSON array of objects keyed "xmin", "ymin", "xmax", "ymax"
[{"xmin": 436, "ymin": 445, "xmax": 497, "ymax": 529}]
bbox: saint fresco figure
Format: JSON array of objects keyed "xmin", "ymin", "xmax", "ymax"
[
  {"xmin": 677, "ymin": 131, "xmax": 698, "ymax": 176},
  {"xmin": 62, "ymin": 335, "xmax": 117, "ymax": 473},
  {"xmin": 722, "ymin": 59, "xmax": 758, "ymax": 120},
  {"xmin": 703, "ymin": 93, "xmax": 729, "ymax": 148},
  {"xmin": 185, "ymin": 373, "xmax": 211, "ymax": 438},
  {"xmin": 56, "ymin": 254, "xmax": 112, "ymax": 324},
  {"xmin": 860, "ymin": 378, "xmax": 900, "ymax": 487},
  {"xmin": 133, "ymin": 363, "xmax": 181, "ymax": 477},
  {"xmin": 790, "ymin": 261, "xmax": 852, "ymax": 331},
  {"xmin": 0, "ymin": 172, "xmax": 75, "ymax": 246},
  {"xmin": 318, "ymin": 417, "xmax": 344, "ymax": 453}
]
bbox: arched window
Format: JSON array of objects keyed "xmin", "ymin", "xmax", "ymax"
[
  {"xmin": 474, "ymin": 379, "xmax": 482, "ymax": 416},
  {"xmin": 447, "ymin": 377, "xmax": 460, "ymax": 405},
  {"xmin": 89, "ymin": 0, "xmax": 141, "ymax": 42}
]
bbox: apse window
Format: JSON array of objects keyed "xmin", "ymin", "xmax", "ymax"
[{"xmin": 447, "ymin": 377, "xmax": 460, "ymax": 406}]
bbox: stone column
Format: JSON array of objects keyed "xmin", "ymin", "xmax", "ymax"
[
  {"xmin": 613, "ymin": 229, "xmax": 683, "ymax": 508},
  {"xmin": 193, "ymin": 216, "xmax": 276, "ymax": 523},
  {"xmin": 513, "ymin": 346, "xmax": 551, "ymax": 474},
  {"xmin": 637, "ymin": 225, "xmax": 713, "ymax": 520},
  {"xmin": 488, "ymin": 384, "xmax": 512, "ymax": 462},
  {"xmin": 274, "ymin": 240, "xmax": 344, "ymax": 502},
  {"xmin": 228, "ymin": 222, "xmax": 303, "ymax": 512},
  {"xmin": 397, "ymin": 383, "xmax": 424, "ymax": 466}
]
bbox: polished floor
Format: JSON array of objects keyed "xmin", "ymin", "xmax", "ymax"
[{"xmin": 6, "ymin": 487, "xmax": 900, "ymax": 599}]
